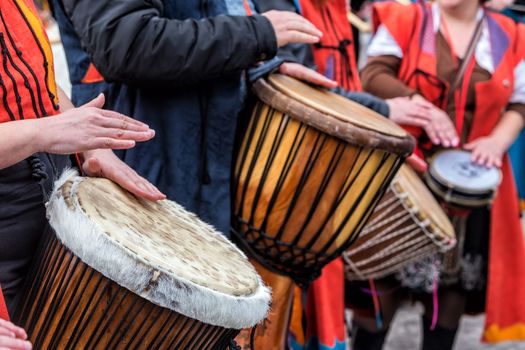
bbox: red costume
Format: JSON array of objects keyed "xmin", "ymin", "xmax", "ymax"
[
  {"xmin": 0, "ymin": 0, "xmax": 58, "ymax": 123},
  {"xmin": 289, "ymin": 1, "xmax": 360, "ymax": 349},
  {"xmin": 298, "ymin": 0, "xmax": 361, "ymax": 92},
  {"xmin": 371, "ymin": 2, "xmax": 525, "ymax": 342}
]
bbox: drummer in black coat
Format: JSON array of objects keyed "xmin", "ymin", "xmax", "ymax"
[{"xmin": 49, "ymin": 0, "xmax": 328, "ymax": 237}]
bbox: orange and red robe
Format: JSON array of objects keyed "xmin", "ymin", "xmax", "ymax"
[
  {"xmin": 0, "ymin": 0, "xmax": 59, "ymax": 319},
  {"xmin": 369, "ymin": 2, "xmax": 525, "ymax": 342},
  {"xmin": 0, "ymin": 0, "xmax": 58, "ymax": 123}
]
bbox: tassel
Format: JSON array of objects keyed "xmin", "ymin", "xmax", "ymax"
[
  {"xmin": 368, "ymin": 279, "xmax": 383, "ymax": 330},
  {"xmin": 430, "ymin": 263, "xmax": 439, "ymax": 330}
]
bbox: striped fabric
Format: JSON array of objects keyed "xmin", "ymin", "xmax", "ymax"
[{"xmin": 0, "ymin": 0, "xmax": 58, "ymax": 123}]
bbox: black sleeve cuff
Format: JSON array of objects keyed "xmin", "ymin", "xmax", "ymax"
[
  {"xmin": 251, "ymin": 14, "xmax": 278, "ymax": 62},
  {"xmin": 331, "ymin": 87, "xmax": 390, "ymax": 117}
]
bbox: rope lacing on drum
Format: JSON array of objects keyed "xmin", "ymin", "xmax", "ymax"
[{"xmin": 28, "ymin": 154, "xmax": 48, "ymax": 182}]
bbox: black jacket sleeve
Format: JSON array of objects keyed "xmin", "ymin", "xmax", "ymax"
[
  {"xmin": 253, "ymin": 0, "xmax": 315, "ymax": 68},
  {"xmin": 59, "ymin": 0, "xmax": 278, "ymax": 86},
  {"xmin": 331, "ymin": 88, "xmax": 390, "ymax": 117}
]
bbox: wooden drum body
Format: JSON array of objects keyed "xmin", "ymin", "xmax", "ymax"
[
  {"xmin": 344, "ymin": 165, "xmax": 456, "ymax": 280},
  {"xmin": 233, "ymin": 74, "xmax": 414, "ymax": 283},
  {"xmin": 14, "ymin": 172, "xmax": 270, "ymax": 350}
]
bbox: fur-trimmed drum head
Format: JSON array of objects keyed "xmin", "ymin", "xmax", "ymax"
[{"xmin": 45, "ymin": 170, "xmax": 270, "ymax": 330}]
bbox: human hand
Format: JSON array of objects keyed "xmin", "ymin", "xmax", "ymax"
[
  {"xmin": 0, "ymin": 319, "xmax": 31, "ymax": 350},
  {"xmin": 36, "ymin": 94, "xmax": 155, "ymax": 155},
  {"xmin": 424, "ymin": 107, "xmax": 459, "ymax": 147},
  {"xmin": 81, "ymin": 149, "xmax": 166, "ymax": 201},
  {"xmin": 386, "ymin": 97, "xmax": 433, "ymax": 127},
  {"xmin": 278, "ymin": 62, "xmax": 337, "ymax": 88},
  {"xmin": 263, "ymin": 11, "xmax": 322, "ymax": 47},
  {"xmin": 464, "ymin": 136, "xmax": 504, "ymax": 168}
]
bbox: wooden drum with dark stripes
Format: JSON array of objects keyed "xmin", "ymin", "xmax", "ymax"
[
  {"xmin": 13, "ymin": 171, "xmax": 270, "ymax": 350},
  {"xmin": 232, "ymin": 74, "xmax": 415, "ymax": 284},
  {"xmin": 343, "ymin": 165, "xmax": 456, "ymax": 280}
]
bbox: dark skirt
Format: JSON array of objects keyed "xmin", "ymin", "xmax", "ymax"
[
  {"xmin": 346, "ymin": 207, "xmax": 491, "ymax": 317},
  {"xmin": 0, "ymin": 153, "xmax": 68, "ymax": 313}
]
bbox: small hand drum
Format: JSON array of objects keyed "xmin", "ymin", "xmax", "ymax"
[
  {"xmin": 14, "ymin": 171, "xmax": 270, "ymax": 350},
  {"xmin": 425, "ymin": 150, "xmax": 502, "ymax": 208}
]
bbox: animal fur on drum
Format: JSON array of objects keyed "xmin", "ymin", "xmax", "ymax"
[{"xmin": 46, "ymin": 169, "xmax": 271, "ymax": 330}]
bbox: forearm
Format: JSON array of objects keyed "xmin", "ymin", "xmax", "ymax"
[
  {"xmin": 58, "ymin": 87, "xmax": 75, "ymax": 111},
  {"xmin": 361, "ymin": 56, "xmax": 416, "ymax": 99},
  {"xmin": 490, "ymin": 110, "xmax": 525, "ymax": 152},
  {"xmin": 0, "ymin": 120, "xmax": 42, "ymax": 169}
]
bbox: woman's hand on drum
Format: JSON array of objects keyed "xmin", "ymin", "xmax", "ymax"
[
  {"xmin": 464, "ymin": 136, "xmax": 503, "ymax": 168},
  {"xmin": 36, "ymin": 94, "xmax": 155, "ymax": 155},
  {"xmin": 278, "ymin": 63, "xmax": 338, "ymax": 89},
  {"xmin": 424, "ymin": 107, "xmax": 459, "ymax": 147},
  {"xmin": 81, "ymin": 149, "xmax": 166, "ymax": 201},
  {"xmin": 0, "ymin": 319, "xmax": 31, "ymax": 350},
  {"xmin": 263, "ymin": 11, "xmax": 323, "ymax": 47},
  {"xmin": 385, "ymin": 97, "xmax": 433, "ymax": 127}
]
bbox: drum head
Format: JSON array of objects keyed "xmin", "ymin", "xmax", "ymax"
[
  {"xmin": 429, "ymin": 150, "xmax": 501, "ymax": 193},
  {"xmin": 268, "ymin": 74, "xmax": 407, "ymax": 138},
  {"xmin": 47, "ymin": 171, "xmax": 270, "ymax": 329},
  {"xmin": 395, "ymin": 165, "xmax": 454, "ymax": 239}
]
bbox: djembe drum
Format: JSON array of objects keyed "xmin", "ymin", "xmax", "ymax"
[
  {"xmin": 424, "ymin": 150, "xmax": 501, "ymax": 283},
  {"xmin": 13, "ymin": 171, "xmax": 270, "ymax": 350},
  {"xmin": 233, "ymin": 74, "xmax": 414, "ymax": 349},
  {"xmin": 425, "ymin": 150, "xmax": 502, "ymax": 208},
  {"xmin": 232, "ymin": 74, "xmax": 414, "ymax": 283},
  {"xmin": 343, "ymin": 164, "xmax": 456, "ymax": 280}
]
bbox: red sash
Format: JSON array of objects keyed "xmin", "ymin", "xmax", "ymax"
[{"xmin": 0, "ymin": 286, "xmax": 9, "ymax": 321}]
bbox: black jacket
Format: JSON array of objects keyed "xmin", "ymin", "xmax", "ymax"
[{"xmin": 51, "ymin": 0, "xmax": 278, "ymax": 235}]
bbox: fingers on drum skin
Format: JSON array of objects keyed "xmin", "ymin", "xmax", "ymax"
[
  {"xmin": 0, "ymin": 337, "xmax": 32, "ymax": 350},
  {"xmin": 279, "ymin": 63, "xmax": 337, "ymax": 88},
  {"xmin": 113, "ymin": 168, "xmax": 165, "ymax": 200}
]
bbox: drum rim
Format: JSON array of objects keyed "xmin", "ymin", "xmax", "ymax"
[
  {"xmin": 392, "ymin": 165, "xmax": 456, "ymax": 242},
  {"xmin": 46, "ymin": 170, "xmax": 270, "ymax": 330},
  {"xmin": 424, "ymin": 171, "xmax": 496, "ymax": 208},
  {"xmin": 252, "ymin": 76, "xmax": 414, "ymax": 157},
  {"xmin": 427, "ymin": 150, "xmax": 502, "ymax": 195}
]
